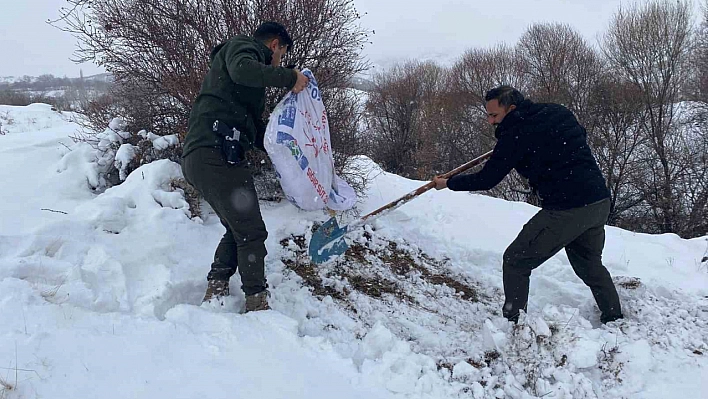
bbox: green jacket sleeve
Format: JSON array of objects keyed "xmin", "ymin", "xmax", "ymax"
[{"xmin": 225, "ymin": 45, "xmax": 297, "ymax": 89}]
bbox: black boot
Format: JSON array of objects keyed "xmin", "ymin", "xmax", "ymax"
[{"xmin": 600, "ymin": 312, "xmax": 623, "ymax": 324}]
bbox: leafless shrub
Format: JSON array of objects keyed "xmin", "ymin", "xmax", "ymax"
[
  {"xmin": 52, "ymin": 0, "xmax": 371, "ymax": 194},
  {"xmin": 322, "ymin": 87, "xmax": 370, "ymax": 196},
  {"xmin": 688, "ymin": 0, "xmax": 708, "ymax": 106},
  {"xmin": 447, "ymin": 45, "xmax": 535, "ymax": 203},
  {"xmin": 518, "ymin": 23, "xmax": 604, "ymax": 124},
  {"xmin": 0, "ymin": 90, "xmax": 33, "ymax": 106},
  {"xmin": 603, "ymin": 0, "xmax": 700, "ymax": 235},
  {"xmin": 586, "ymin": 74, "xmax": 647, "ymax": 225},
  {"xmin": 363, "ymin": 61, "xmax": 446, "ymax": 179}
]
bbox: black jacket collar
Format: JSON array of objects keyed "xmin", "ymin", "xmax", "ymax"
[{"xmin": 494, "ymin": 99, "xmax": 534, "ymax": 138}]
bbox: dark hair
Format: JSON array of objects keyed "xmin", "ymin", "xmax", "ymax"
[
  {"xmin": 484, "ymin": 85, "xmax": 525, "ymax": 108},
  {"xmin": 253, "ymin": 22, "xmax": 294, "ymax": 51}
]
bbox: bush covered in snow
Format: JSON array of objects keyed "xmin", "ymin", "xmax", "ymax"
[
  {"xmin": 76, "ymin": 117, "xmax": 182, "ymax": 188},
  {"xmin": 74, "ymin": 116, "xmax": 292, "ymax": 207}
]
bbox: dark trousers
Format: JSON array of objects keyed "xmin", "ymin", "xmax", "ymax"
[
  {"xmin": 502, "ymin": 198, "xmax": 622, "ymax": 323},
  {"xmin": 181, "ymin": 147, "xmax": 268, "ymax": 296}
]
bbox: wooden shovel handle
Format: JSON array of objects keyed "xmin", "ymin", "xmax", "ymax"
[{"xmin": 360, "ymin": 150, "xmax": 494, "ymax": 223}]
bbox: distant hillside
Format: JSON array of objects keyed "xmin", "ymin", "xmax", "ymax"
[
  {"xmin": 1, "ymin": 72, "xmax": 369, "ymax": 93},
  {"xmin": 348, "ymin": 75, "xmax": 374, "ymax": 92},
  {"xmin": 0, "ymin": 73, "xmax": 113, "ymax": 92},
  {"xmin": 0, "ymin": 73, "xmax": 113, "ymax": 109},
  {"xmin": 83, "ymin": 73, "xmax": 113, "ymax": 83}
]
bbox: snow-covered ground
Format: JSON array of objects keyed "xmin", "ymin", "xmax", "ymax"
[
  {"xmin": 0, "ymin": 77, "xmax": 36, "ymax": 85},
  {"xmin": 0, "ymin": 104, "xmax": 706, "ymax": 398},
  {"xmin": 0, "ymin": 103, "xmax": 72, "ymax": 134}
]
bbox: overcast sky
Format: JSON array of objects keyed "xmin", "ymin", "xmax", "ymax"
[
  {"xmin": 0, "ymin": 0, "xmax": 105, "ymax": 78},
  {"xmin": 0, "ymin": 0, "xmax": 704, "ymax": 78}
]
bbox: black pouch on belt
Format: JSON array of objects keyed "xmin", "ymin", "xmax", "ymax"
[{"xmin": 212, "ymin": 120, "xmax": 243, "ymax": 165}]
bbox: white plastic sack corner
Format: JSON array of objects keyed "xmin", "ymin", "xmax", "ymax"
[{"xmin": 265, "ymin": 69, "xmax": 357, "ymax": 211}]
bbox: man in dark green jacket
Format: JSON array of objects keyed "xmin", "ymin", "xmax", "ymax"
[{"xmin": 182, "ymin": 22, "xmax": 308, "ymax": 312}]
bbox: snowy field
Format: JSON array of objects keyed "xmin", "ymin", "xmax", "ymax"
[{"xmin": 0, "ymin": 104, "xmax": 706, "ymax": 399}]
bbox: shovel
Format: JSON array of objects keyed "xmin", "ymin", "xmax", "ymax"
[{"xmin": 308, "ymin": 150, "xmax": 494, "ymax": 263}]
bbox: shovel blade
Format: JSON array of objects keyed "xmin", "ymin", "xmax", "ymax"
[{"xmin": 309, "ymin": 217, "xmax": 350, "ymax": 264}]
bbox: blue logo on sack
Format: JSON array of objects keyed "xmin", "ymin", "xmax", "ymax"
[
  {"xmin": 278, "ymin": 96, "xmax": 298, "ymax": 128},
  {"xmin": 276, "ymin": 131, "xmax": 309, "ymax": 170},
  {"xmin": 302, "ymin": 70, "xmax": 321, "ymax": 101}
]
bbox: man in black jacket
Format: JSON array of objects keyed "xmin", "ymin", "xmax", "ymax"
[
  {"xmin": 434, "ymin": 86, "xmax": 623, "ymax": 324},
  {"xmin": 182, "ymin": 22, "xmax": 308, "ymax": 311}
]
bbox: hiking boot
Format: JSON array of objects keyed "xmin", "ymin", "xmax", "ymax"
[
  {"xmin": 601, "ymin": 313, "xmax": 624, "ymax": 324},
  {"xmin": 245, "ymin": 290, "xmax": 270, "ymax": 312},
  {"xmin": 203, "ymin": 279, "xmax": 229, "ymax": 303}
]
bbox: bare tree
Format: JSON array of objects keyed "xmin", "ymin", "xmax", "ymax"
[
  {"xmin": 447, "ymin": 45, "xmax": 535, "ymax": 203},
  {"xmin": 421, "ymin": 69, "xmax": 486, "ymax": 176},
  {"xmin": 51, "ymin": 0, "xmax": 371, "ymax": 198},
  {"xmin": 674, "ymin": 0, "xmax": 708, "ymax": 236},
  {"xmin": 51, "ymin": 0, "xmax": 370, "ymax": 137},
  {"xmin": 448, "ymin": 45, "xmax": 527, "ymax": 159},
  {"xmin": 586, "ymin": 74, "xmax": 647, "ymax": 225},
  {"xmin": 518, "ymin": 23, "xmax": 604, "ymax": 124},
  {"xmin": 451, "ymin": 45, "xmax": 529, "ymax": 110},
  {"xmin": 603, "ymin": 0, "xmax": 695, "ymax": 234},
  {"xmin": 695, "ymin": 1, "xmax": 708, "ymax": 106},
  {"xmin": 678, "ymin": 3, "xmax": 708, "ymax": 236},
  {"xmin": 675, "ymin": 119, "xmax": 708, "ymax": 236},
  {"xmin": 323, "ymin": 87, "xmax": 369, "ymax": 192},
  {"xmin": 364, "ymin": 61, "xmax": 446, "ymax": 179}
]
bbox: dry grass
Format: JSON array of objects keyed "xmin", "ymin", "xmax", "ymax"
[
  {"xmin": 282, "ymin": 256, "xmax": 346, "ymax": 300},
  {"xmin": 0, "ymin": 375, "xmax": 12, "ymax": 394},
  {"xmin": 617, "ymin": 277, "xmax": 642, "ymax": 290},
  {"xmin": 280, "ymin": 232, "xmax": 485, "ymax": 309},
  {"xmin": 0, "ymin": 357, "xmax": 17, "ymax": 399},
  {"xmin": 40, "ymin": 281, "xmax": 69, "ymax": 305},
  {"xmin": 383, "ymin": 243, "xmax": 481, "ymax": 302},
  {"xmin": 599, "ymin": 343, "xmax": 624, "ymax": 383},
  {"xmin": 170, "ymin": 178, "xmax": 201, "ymax": 219}
]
